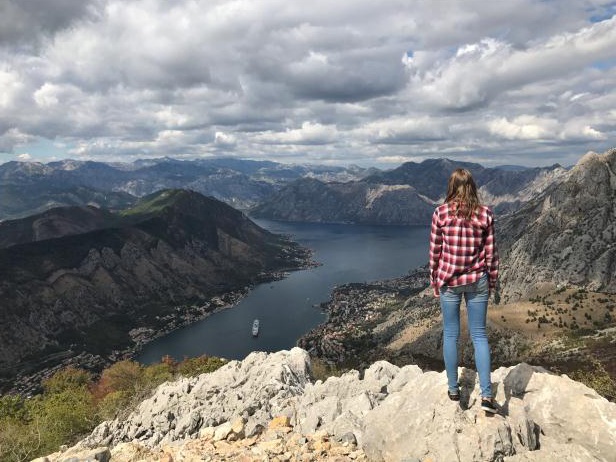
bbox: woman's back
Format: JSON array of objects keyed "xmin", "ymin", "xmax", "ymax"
[{"xmin": 429, "ymin": 170, "xmax": 498, "ymax": 290}]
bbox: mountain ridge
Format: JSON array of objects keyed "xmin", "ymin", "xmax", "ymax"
[
  {"xmin": 251, "ymin": 177, "xmax": 436, "ymax": 225},
  {"xmin": 252, "ymin": 158, "xmax": 568, "ymax": 224},
  {"xmin": 0, "ymin": 189, "xmax": 311, "ymax": 393},
  {"xmin": 0, "ymin": 205, "xmax": 119, "ymax": 249},
  {"xmin": 0, "ymin": 158, "xmax": 373, "ymax": 220},
  {"xmin": 0, "ymin": 156, "xmax": 569, "ymax": 223}
]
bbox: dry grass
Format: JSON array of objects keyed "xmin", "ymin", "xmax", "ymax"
[
  {"xmin": 387, "ymin": 316, "xmax": 439, "ymax": 351},
  {"xmin": 490, "ymin": 288, "xmax": 616, "ymax": 340},
  {"xmin": 386, "ymin": 288, "xmax": 616, "ymax": 354}
]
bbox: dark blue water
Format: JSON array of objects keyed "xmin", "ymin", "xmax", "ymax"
[{"xmin": 136, "ymin": 220, "xmax": 429, "ymax": 364}]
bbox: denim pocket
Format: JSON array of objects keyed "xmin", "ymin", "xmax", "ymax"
[{"xmin": 474, "ymin": 273, "xmax": 489, "ymax": 293}]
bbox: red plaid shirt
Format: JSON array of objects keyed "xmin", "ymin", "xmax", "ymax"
[{"xmin": 429, "ymin": 202, "xmax": 499, "ymax": 290}]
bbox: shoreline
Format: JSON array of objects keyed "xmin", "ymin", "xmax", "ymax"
[{"xmin": 5, "ymin": 260, "xmax": 318, "ymax": 397}]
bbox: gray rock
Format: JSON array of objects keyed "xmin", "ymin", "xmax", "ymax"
[
  {"xmin": 56, "ymin": 349, "xmax": 616, "ymax": 462},
  {"xmin": 339, "ymin": 431, "xmax": 357, "ymax": 445},
  {"xmin": 361, "ymin": 369, "xmax": 523, "ymax": 461},
  {"xmin": 503, "ymin": 442, "xmax": 598, "ymax": 461},
  {"xmin": 81, "ymin": 348, "xmax": 311, "ymax": 448},
  {"xmin": 499, "ymin": 148, "xmax": 616, "ymax": 300},
  {"xmin": 49, "ymin": 447, "xmax": 111, "ymax": 462},
  {"xmin": 213, "ymin": 421, "xmax": 233, "ymax": 441},
  {"xmin": 493, "ymin": 363, "xmax": 616, "ymax": 460},
  {"xmin": 293, "ymin": 362, "xmax": 402, "ymax": 439}
]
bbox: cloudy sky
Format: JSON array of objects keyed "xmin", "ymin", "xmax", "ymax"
[{"xmin": 0, "ymin": 0, "xmax": 615, "ymax": 168}]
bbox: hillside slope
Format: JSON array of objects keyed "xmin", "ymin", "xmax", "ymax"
[
  {"xmin": 251, "ymin": 178, "xmax": 435, "ymax": 225},
  {"xmin": 0, "ymin": 190, "xmax": 309, "ymax": 391},
  {"xmin": 498, "ymin": 148, "xmax": 616, "ymax": 301},
  {"xmin": 0, "ymin": 205, "xmax": 119, "ymax": 248}
]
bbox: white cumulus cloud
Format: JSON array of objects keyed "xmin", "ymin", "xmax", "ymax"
[
  {"xmin": 255, "ymin": 122, "xmax": 338, "ymax": 145},
  {"xmin": 0, "ymin": 0, "xmax": 614, "ymax": 167}
]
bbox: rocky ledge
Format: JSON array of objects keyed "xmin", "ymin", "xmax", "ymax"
[{"xmin": 40, "ymin": 348, "xmax": 616, "ymax": 462}]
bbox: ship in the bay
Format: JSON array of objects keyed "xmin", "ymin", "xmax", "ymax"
[{"xmin": 252, "ymin": 319, "xmax": 260, "ymax": 336}]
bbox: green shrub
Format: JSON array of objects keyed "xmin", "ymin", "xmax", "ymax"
[
  {"xmin": 0, "ymin": 369, "xmax": 96, "ymax": 462},
  {"xmin": 570, "ymin": 357, "xmax": 616, "ymax": 401},
  {"xmin": 0, "ymin": 416, "xmax": 44, "ymax": 462},
  {"xmin": 42, "ymin": 367, "xmax": 92, "ymax": 395},
  {"xmin": 0, "ymin": 395, "xmax": 26, "ymax": 421},
  {"xmin": 0, "ymin": 353, "xmax": 228, "ymax": 461},
  {"xmin": 95, "ymin": 390, "xmax": 133, "ymax": 421},
  {"xmin": 28, "ymin": 388, "xmax": 95, "ymax": 451},
  {"xmin": 95, "ymin": 360, "xmax": 142, "ymax": 396},
  {"xmin": 176, "ymin": 356, "xmax": 227, "ymax": 376},
  {"xmin": 141, "ymin": 363, "xmax": 174, "ymax": 388}
]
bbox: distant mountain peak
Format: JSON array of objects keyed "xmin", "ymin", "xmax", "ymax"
[
  {"xmin": 417, "ymin": 157, "xmax": 483, "ymax": 169},
  {"xmin": 121, "ymin": 189, "xmax": 222, "ymax": 218},
  {"xmin": 575, "ymin": 148, "xmax": 616, "ymax": 170}
]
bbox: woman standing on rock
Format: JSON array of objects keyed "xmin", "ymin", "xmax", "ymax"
[{"xmin": 429, "ymin": 168, "xmax": 499, "ymax": 413}]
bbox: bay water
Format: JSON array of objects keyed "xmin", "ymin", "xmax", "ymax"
[{"xmin": 136, "ymin": 220, "xmax": 429, "ymax": 364}]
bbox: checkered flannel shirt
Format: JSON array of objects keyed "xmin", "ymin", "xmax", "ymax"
[{"xmin": 429, "ymin": 202, "xmax": 499, "ymax": 290}]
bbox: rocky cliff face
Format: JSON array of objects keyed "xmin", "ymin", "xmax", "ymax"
[
  {"xmin": 499, "ymin": 148, "xmax": 616, "ymax": 301},
  {"xmin": 0, "ymin": 190, "xmax": 310, "ymax": 391},
  {"xmin": 251, "ymin": 178, "xmax": 436, "ymax": 225},
  {"xmin": 45, "ymin": 348, "xmax": 616, "ymax": 462},
  {"xmin": 251, "ymin": 159, "xmax": 567, "ymax": 225},
  {"xmin": 366, "ymin": 158, "xmax": 567, "ymax": 204}
]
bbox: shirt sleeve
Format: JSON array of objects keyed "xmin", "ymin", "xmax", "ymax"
[
  {"xmin": 429, "ymin": 209, "xmax": 442, "ymax": 288},
  {"xmin": 485, "ymin": 210, "xmax": 499, "ymax": 289}
]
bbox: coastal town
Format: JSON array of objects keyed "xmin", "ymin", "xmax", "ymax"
[{"xmin": 298, "ymin": 268, "xmax": 435, "ymax": 371}]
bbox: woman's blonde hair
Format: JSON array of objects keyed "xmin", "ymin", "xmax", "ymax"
[{"xmin": 445, "ymin": 168, "xmax": 480, "ymax": 219}]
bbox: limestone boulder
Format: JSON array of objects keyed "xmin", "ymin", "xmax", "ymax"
[{"xmin": 80, "ymin": 347, "xmax": 310, "ymax": 448}]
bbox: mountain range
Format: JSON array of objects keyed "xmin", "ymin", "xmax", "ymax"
[
  {"xmin": 0, "ymin": 158, "xmax": 372, "ymax": 220},
  {"xmin": 3, "ymin": 149, "xmax": 614, "ymax": 461},
  {"xmin": 251, "ymin": 159, "xmax": 568, "ymax": 224},
  {"xmin": 0, "ymin": 156, "xmax": 568, "ymax": 225},
  {"xmin": 0, "ymin": 189, "xmax": 310, "ymax": 392}
]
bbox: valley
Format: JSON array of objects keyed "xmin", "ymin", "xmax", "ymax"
[{"xmin": 1, "ymin": 149, "xmax": 615, "ymax": 401}]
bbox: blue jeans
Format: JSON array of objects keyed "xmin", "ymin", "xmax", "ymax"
[{"xmin": 440, "ymin": 273, "xmax": 492, "ymax": 398}]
